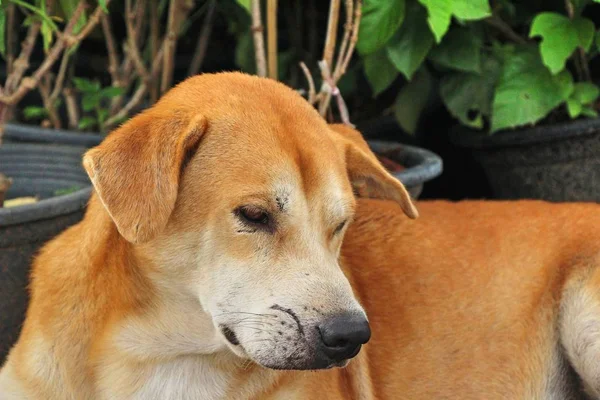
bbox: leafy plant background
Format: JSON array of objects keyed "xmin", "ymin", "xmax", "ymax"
[{"xmin": 357, "ymin": 0, "xmax": 600, "ymax": 134}]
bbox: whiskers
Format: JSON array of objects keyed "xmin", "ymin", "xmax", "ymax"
[{"xmin": 214, "ymin": 311, "xmax": 278, "ymax": 319}]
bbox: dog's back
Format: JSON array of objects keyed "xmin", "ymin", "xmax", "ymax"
[{"xmin": 341, "ymin": 199, "xmax": 600, "ymax": 399}]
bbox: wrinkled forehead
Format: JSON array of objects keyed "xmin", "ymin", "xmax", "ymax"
[{"xmin": 197, "ymin": 117, "xmax": 355, "ymax": 216}]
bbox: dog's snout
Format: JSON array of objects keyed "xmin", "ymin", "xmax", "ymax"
[{"xmin": 318, "ymin": 313, "xmax": 370, "ymax": 362}]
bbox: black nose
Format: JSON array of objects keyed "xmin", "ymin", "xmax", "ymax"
[{"xmin": 317, "ymin": 313, "xmax": 371, "ymax": 362}]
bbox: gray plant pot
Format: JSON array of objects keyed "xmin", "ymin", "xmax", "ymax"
[
  {"xmin": 0, "ymin": 123, "xmax": 100, "ymax": 363},
  {"xmin": 368, "ymin": 141, "xmax": 443, "ymax": 199},
  {"xmin": 3, "ymin": 122, "xmax": 103, "ymax": 147},
  {"xmin": 450, "ymin": 118, "xmax": 600, "ymax": 202}
]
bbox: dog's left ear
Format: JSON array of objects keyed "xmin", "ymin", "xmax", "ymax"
[
  {"xmin": 328, "ymin": 124, "xmax": 418, "ymax": 219},
  {"xmin": 83, "ymin": 111, "xmax": 207, "ymax": 243}
]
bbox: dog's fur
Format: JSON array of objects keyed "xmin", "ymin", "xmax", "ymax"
[{"xmin": 1, "ymin": 73, "xmax": 600, "ymax": 399}]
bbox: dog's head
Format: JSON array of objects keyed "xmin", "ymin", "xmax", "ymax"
[{"xmin": 83, "ymin": 73, "xmax": 417, "ymax": 370}]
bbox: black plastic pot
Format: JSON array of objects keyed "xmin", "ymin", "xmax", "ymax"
[
  {"xmin": 4, "ymin": 122, "xmax": 103, "ymax": 147},
  {"xmin": 450, "ymin": 118, "xmax": 600, "ymax": 202},
  {"xmin": 368, "ymin": 141, "xmax": 443, "ymax": 199},
  {"xmin": 0, "ymin": 135, "xmax": 96, "ymax": 362}
]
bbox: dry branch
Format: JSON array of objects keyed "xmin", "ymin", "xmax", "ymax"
[
  {"xmin": 188, "ymin": 0, "xmax": 217, "ymax": 76},
  {"xmin": 0, "ymin": 1, "xmax": 110, "ymax": 106},
  {"xmin": 251, "ymin": 0, "xmax": 267, "ymax": 77},
  {"xmin": 161, "ymin": 0, "xmax": 195, "ymax": 93},
  {"xmin": 267, "ymin": 0, "xmax": 278, "ymax": 80},
  {"xmin": 322, "ymin": 0, "xmax": 340, "ymax": 70}
]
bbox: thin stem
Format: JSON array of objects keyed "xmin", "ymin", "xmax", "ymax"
[
  {"xmin": 565, "ymin": 0, "xmax": 591, "ymax": 81},
  {"xmin": 6, "ymin": 3, "xmax": 16, "ymax": 76},
  {"xmin": 71, "ymin": 3, "xmax": 109, "ymax": 43},
  {"xmin": 318, "ymin": 60, "xmax": 333, "ymax": 117},
  {"xmin": 251, "ymin": 0, "xmax": 267, "ymax": 77},
  {"xmin": 335, "ymin": 0, "xmax": 361, "ymax": 80},
  {"xmin": 101, "ymin": 14, "xmax": 121, "ymax": 86},
  {"xmin": 333, "ymin": 0, "xmax": 353, "ymax": 80},
  {"xmin": 299, "ymin": 62, "xmax": 316, "ymax": 104},
  {"xmin": 161, "ymin": 0, "xmax": 194, "ymax": 93},
  {"xmin": 104, "ymin": 45, "xmax": 165, "ymax": 128},
  {"xmin": 0, "ymin": 1, "xmax": 110, "ymax": 107},
  {"xmin": 150, "ymin": 0, "xmax": 160, "ymax": 101},
  {"xmin": 484, "ymin": 15, "xmax": 527, "ymax": 45},
  {"xmin": 188, "ymin": 0, "xmax": 217, "ymax": 76},
  {"xmin": 50, "ymin": 51, "xmax": 70, "ymax": 101},
  {"xmin": 5, "ymin": 22, "xmax": 41, "ymax": 93},
  {"xmin": 38, "ymin": 74, "xmax": 61, "ymax": 129},
  {"xmin": 63, "ymin": 87, "xmax": 80, "ymax": 129},
  {"xmin": 125, "ymin": 0, "xmax": 150, "ymax": 81},
  {"xmin": 267, "ymin": 0, "xmax": 278, "ymax": 80},
  {"xmin": 322, "ymin": 0, "xmax": 341, "ymax": 70}
]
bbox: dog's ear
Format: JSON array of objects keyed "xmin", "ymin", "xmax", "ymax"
[
  {"xmin": 83, "ymin": 112, "xmax": 207, "ymax": 243},
  {"xmin": 328, "ymin": 123, "xmax": 418, "ymax": 219}
]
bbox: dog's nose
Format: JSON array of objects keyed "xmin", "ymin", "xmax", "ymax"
[{"xmin": 317, "ymin": 313, "xmax": 371, "ymax": 362}]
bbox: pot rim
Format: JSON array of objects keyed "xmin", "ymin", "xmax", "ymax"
[
  {"xmin": 4, "ymin": 122, "xmax": 103, "ymax": 147},
  {"xmin": 368, "ymin": 140, "xmax": 443, "ymax": 187},
  {"xmin": 0, "ymin": 140, "xmax": 92, "ymax": 227},
  {"xmin": 450, "ymin": 117, "xmax": 600, "ymax": 149},
  {"xmin": 0, "ymin": 187, "xmax": 91, "ymax": 227}
]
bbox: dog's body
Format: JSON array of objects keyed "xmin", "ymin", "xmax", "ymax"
[{"xmin": 1, "ymin": 73, "xmax": 600, "ymax": 399}]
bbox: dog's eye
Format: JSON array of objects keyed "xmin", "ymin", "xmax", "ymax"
[
  {"xmin": 333, "ymin": 220, "xmax": 347, "ymax": 235},
  {"xmin": 237, "ymin": 206, "xmax": 270, "ymax": 226}
]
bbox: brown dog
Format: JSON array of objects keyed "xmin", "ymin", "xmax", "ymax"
[{"xmin": 1, "ymin": 73, "xmax": 599, "ymax": 399}]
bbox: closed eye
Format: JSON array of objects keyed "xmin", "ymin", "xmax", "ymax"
[
  {"xmin": 234, "ymin": 205, "xmax": 273, "ymax": 232},
  {"xmin": 333, "ymin": 220, "xmax": 347, "ymax": 236}
]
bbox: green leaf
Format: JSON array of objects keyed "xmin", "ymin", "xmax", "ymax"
[
  {"xmin": 98, "ymin": 0, "xmax": 108, "ymax": 13},
  {"xmin": 428, "ymin": 27, "xmax": 483, "ymax": 73},
  {"xmin": 393, "ymin": 67, "xmax": 434, "ymax": 134},
  {"xmin": 99, "ymin": 86, "xmax": 125, "ymax": 98},
  {"xmin": 97, "ymin": 108, "xmax": 109, "ymax": 124},
  {"xmin": 418, "ymin": 0, "xmax": 452, "ymax": 43},
  {"xmin": 418, "ymin": 0, "xmax": 490, "ymax": 42},
  {"xmin": 451, "ymin": 0, "xmax": 491, "ymax": 20},
  {"xmin": 440, "ymin": 55, "xmax": 501, "ymax": 129},
  {"xmin": 364, "ymin": 49, "xmax": 399, "ymax": 96},
  {"xmin": 41, "ymin": 20, "xmax": 52, "ymax": 51},
  {"xmin": 491, "ymin": 46, "xmax": 574, "ymax": 132},
  {"xmin": 386, "ymin": 2, "xmax": 434, "ymax": 80},
  {"xmin": 82, "ymin": 94, "xmax": 100, "ymax": 111},
  {"xmin": 236, "ymin": 0, "xmax": 250, "ymax": 13},
  {"xmin": 567, "ymin": 98, "xmax": 582, "ymax": 118},
  {"xmin": 78, "ymin": 116, "xmax": 97, "ymax": 130},
  {"xmin": 572, "ymin": 82, "xmax": 600, "ymax": 104},
  {"xmin": 73, "ymin": 77, "xmax": 101, "ymax": 93},
  {"xmin": 10, "ymin": 0, "xmax": 58, "ymax": 31},
  {"xmin": 0, "ymin": 5, "xmax": 5, "ymax": 59},
  {"xmin": 23, "ymin": 106, "xmax": 48, "ymax": 120},
  {"xmin": 573, "ymin": 17, "xmax": 595, "ymax": 52},
  {"xmin": 529, "ymin": 13, "xmax": 595, "ymax": 74},
  {"xmin": 581, "ymin": 106, "xmax": 598, "ymax": 117},
  {"xmin": 39, "ymin": 0, "xmax": 53, "ymax": 51},
  {"xmin": 357, "ymin": 0, "xmax": 405, "ymax": 54},
  {"xmin": 597, "ymin": 30, "xmax": 600, "ymax": 52}
]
